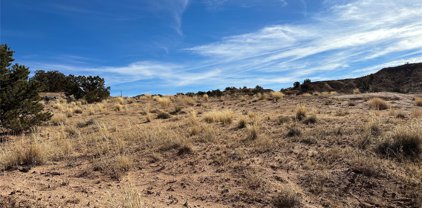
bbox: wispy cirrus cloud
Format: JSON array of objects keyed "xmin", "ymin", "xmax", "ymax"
[
  {"xmin": 26, "ymin": 0, "xmax": 422, "ymax": 95},
  {"xmin": 186, "ymin": 0, "xmax": 422, "ymax": 82},
  {"xmin": 149, "ymin": 0, "xmax": 190, "ymax": 35}
]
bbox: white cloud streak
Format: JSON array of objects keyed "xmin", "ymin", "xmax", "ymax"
[
  {"xmin": 186, "ymin": 0, "xmax": 422, "ymax": 83},
  {"xmin": 29, "ymin": 0, "xmax": 422, "ymax": 93}
]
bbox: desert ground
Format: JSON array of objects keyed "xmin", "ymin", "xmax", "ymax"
[{"xmin": 1, "ymin": 92, "xmax": 421, "ymax": 207}]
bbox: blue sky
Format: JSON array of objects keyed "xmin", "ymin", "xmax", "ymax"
[{"xmin": 1, "ymin": 0, "xmax": 422, "ymax": 96}]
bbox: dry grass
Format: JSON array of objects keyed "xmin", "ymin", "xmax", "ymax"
[
  {"xmin": 295, "ymin": 105, "xmax": 307, "ymax": 121},
  {"xmin": 74, "ymin": 108, "xmax": 83, "ymax": 114},
  {"xmin": 271, "ymin": 91, "xmax": 284, "ymax": 102},
  {"xmin": 176, "ymin": 95, "xmax": 196, "ymax": 106},
  {"xmin": 156, "ymin": 97, "xmax": 172, "ymax": 108},
  {"xmin": 416, "ymin": 97, "xmax": 422, "ymax": 106},
  {"xmin": 272, "ymin": 189, "xmax": 301, "ymax": 208},
  {"xmin": 0, "ymin": 140, "xmax": 45, "ymax": 170},
  {"xmin": 203, "ymin": 94, "xmax": 209, "ymax": 101},
  {"xmin": 376, "ymin": 122, "xmax": 422, "ymax": 160},
  {"xmin": 303, "ymin": 114, "xmax": 317, "ymax": 125},
  {"xmin": 237, "ymin": 117, "xmax": 248, "ymax": 129},
  {"xmin": 246, "ymin": 124, "xmax": 259, "ymax": 141},
  {"xmin": 50, "ymin": 113, "xmax": 67, "ymax": 126},
  {"xmin": 369, "ymin": 98, "xmax": 389, "ymax": 110},
  {"xmin": 117, "ymin": 183, "xmax": 143, "ymax": 208},
  {"xmin": 157, "ymin": 111, "xmax": 171, "ymax": 119},
  {"xmin": 366, "ymin": 118, "xmax": 381, "ymax": 136},
  {"xmin": 353, "ymin": 88, "xmax": 361, "ymax": 94},
  {"xmin": 1, "ymin": 92, "xmax": 421, "ymax": 207},
  {"xmin": 93, "ymin": 155, "xmax": 133, "ymax": 180},
  {"xmin": 203, "ymin": 110, "xmax": 234, "ymax": 124},
  {"xmin": 114, "ymin": 104, "xmax": 125, "ymax": 111}
]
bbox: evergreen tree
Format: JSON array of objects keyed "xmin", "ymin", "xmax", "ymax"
[
  {"xmin": 31, "ymin": 70, "xmax": 68, "ymax": 92},
  {"xmin": 64, "ymin": 75, "xmax": 110, "ymax": 103},
  {"xmin": 0, "ymin": 44, "xmax": 51, "ymax": 133}
]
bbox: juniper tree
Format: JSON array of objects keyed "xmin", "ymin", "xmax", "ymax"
[{"xmin": 0, "ymin": 44, "xmax": 51, "ymax": 133}]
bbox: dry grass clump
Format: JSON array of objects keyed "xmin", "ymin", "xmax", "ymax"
[
  {"xmin": 277, "ymin": 115, "xmax": 290, "ymax": 124},
  {"xmin": 186, "ymin": 114, "xmax": 215, "ymax": 143},
  {"xmin": 145, "ymin": 113, "xmax": 153, "ymax": 122},
  {"xmin": 272, "ymin": 189, "xmax": 301, "ymax": 208},
  {"xmin": 77, "ymin": 118, "xmax": 96, "ymax": 128},
  {"xmin": 158, "ymin": 139, "xmax": 193, "ymax": 156},
  {"xmin": 74, "ymin": 108, "xmax": 83, "ymax": 114},
  {"xmin": 203, "ymin": 110, "xmax": 234, "ymax": 124},
  {"xmin": 353, "ymin": 88, "xmax": 361, "ymax": 94},
  {"xmin": 271, "ymin": 91, "xmax": 284, "ymax": 102},
  {"xmin": 156, "ymin": 97, "xmax": 172, "ymax": 108},
  {"xmin": 0, "ymin": 139, "xmax": 45, "ymax": 170},
  {"xmin": 237, "ymin": 118, "xmax": 248, "ymax": 129},
  {"xmin": 93, "ymin": 155, "xmax": 133, "ymax": 180},
  {"xmin": 246, "ymin": 124, "xmax": 259, "ymax": 140},
  {"xmin": 177, "ymin": 95, "xmax": 196, "ymax": 106},
  {"xmin": 203, "ymin": 94, "xmax": 209, "ymax": 101},
  {"xmin": 171, "ymin": 106, "xmax": 183, "ymax": 114},
  {"xmin": 295, "ymin": 105, "xmax": 307, "ymax": 121},
  {"xmin": 117, "ymin": 183, "xmax": 143, "ymax": 208},
  {"xmin": 416, "ymin": 97, "xmax": 422, "ymax": 106},
  {"xmin": 114, "ymin": 104, "xmax": 125, "ymax": 111},
  {"xmin": 366, "ymin": 118, "xmax": 381, "ymax": 136},
  {"xmin": 302, "ymin": 114, "xmax": 317, "ymax": 125},
  {"xmin": 113, "ymin": 97, "xmax": 125, "ymax": 105},
  {"xmin": 376, "ymin": 122, "xmax": 422, "ymax": 160},
  {"xmin": 157, "ymin": 111, "xmax": 171, "ymax": 119},
  {"xmin": 368, "ymin": 98, "xmax": 389, "ymax": 110},
  {"xmin": 50, "ymin": 113, "xmax": 67, "ymax": 126},
  {"xmin": 287, "ymin": 126, "xmax": 301, "ymax": 137},
  {"xmin": 349, "ymin": 157, "xmax": 381, "ymax": 177}
]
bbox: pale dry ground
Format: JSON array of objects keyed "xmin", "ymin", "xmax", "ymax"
[{"xmin": 1, "ymin": 92, "xmax": 422, "ymax": 207}]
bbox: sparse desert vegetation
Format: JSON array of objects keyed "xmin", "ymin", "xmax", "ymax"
[
  {"xmin": 368, "ymin": 97, "xmax": 389, "ymax": 110},
  {"xmin": 2, "ymin": 91, "xmax": 421, "ymax": 207}
]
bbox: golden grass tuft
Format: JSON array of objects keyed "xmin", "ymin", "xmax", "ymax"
[
  {"xmin": 93, "ymin": 155, "xmax": 133, "ymax": 180},
  {"xmin": 114, "ymin": 104, "xmax": 126, "ymax": 111},
  {"xmin": 246, "ymin": 124, "xmax": 259, "ymax": 140},
  {"xmin": 416, "ymin": 97, "xmax": 422, "ymax": 107},
  {"xmin": 366, "ymin": 118, "xmax": 381, "ymax": 136},
  {"xmin": 411, "ymin": 109, "xmax": 422, "ymax": 118},
  {"xmin": 257, "ymin": 93, "xmax": 267, "ymax": 100},
  {"xmin": 113, "ymin": 97, "xmax": 125, "ymax": 105},
  {"xmin": 203, "ymin": 110, "xmax": 234, "ymax": 124},
  {"xmin": 0, "ymin": 139, "xmax": 45, "ymax": 170},
  {"xmin": 74, "ymin": 108, "xmax": 83, "ymax": 114},
  {"xmin": 156, "ymin": 97, "xmax": 172, "ymax": 108},
  {"xmin": 271, "ymin": 91, "xmax": 284, "ymax": 102},
  {"xmin": 203, "ymin": 94, "xmax": 209, "ymax": 101},
  {"xmin": 177, "ymin": 95, "xmax": 196, "ymax": 106},
  {"xmin": 353, "ymin": 88, "xmax": 361, "ymax": 94},
  {"xmin": 295, "ymin": 105, "xmax": 307, "ymax": 121},
  {"xmin": 376, "ymin": 122, "xmax": 422, "ymax": 160},
  {"xmin": 50, "ymin": 113, "xmax": 67, "ymax": 126},
  {"xmin": 368, "ymin": 98, "xmax": 389, "ymax": 110},
  {"xmin": 118, "ymin": 183, "xmax": 144, "ymax": 208}
]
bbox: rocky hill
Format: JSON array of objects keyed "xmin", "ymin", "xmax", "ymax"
[{"xmin": 286, "ymin": 62, "xmax": 422, "ymax": 94}]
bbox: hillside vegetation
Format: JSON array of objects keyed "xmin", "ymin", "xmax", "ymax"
[{"xmin": 1, "ymin": 92, "xmax": 421, "ymax": 207}]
